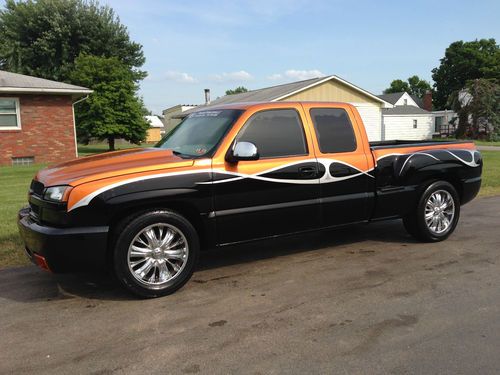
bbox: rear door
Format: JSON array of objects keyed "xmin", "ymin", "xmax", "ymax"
[
  {"xmin": 211, "ymin": 104, "xmax": 321, "ymax": 244},
  {"xmin": 303, "ymin": 103, "xmax": 374, "ymax": 226}
]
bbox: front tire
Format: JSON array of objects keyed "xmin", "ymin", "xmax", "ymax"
[
  {"xmin": 113, "ymin": 210, "xmax": 199, "ymax": 298},
  {"xmin": 403, "ymin": 181, "xmax": 460, "ymax": 242}
]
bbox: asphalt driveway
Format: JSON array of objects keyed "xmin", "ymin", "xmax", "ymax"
[{"xmin": 1, "ymin": 197, "xmax": 499, "ymax": 374}]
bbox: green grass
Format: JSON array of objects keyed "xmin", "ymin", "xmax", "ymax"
[
  {"xmin": 432, "ymin": 137, "xmax": 500, "ymax": 147},
  {"xmin": 1, "ymin": 150, "xmax": 499, "ymax": 269},
  {"xmin": 77, "ymin": 142, "xmax": 152, "ymax": 157},
  {"xmin": 0, "ymin": 164, "xmax": 45, "ymax": 268},
  {"xmin": 473, "ymin": 140, "xmax": 500, "ymax": 147},
  {"xmin": 480, "ymin": 151, "xmax": 500, "ymax": 197}
]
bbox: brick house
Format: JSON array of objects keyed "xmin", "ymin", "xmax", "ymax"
[{"xmin": 0, "ymin": 70, "xmax": 92, "ymax": 166}]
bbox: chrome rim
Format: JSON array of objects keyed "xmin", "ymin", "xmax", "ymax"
[
  {"xmin": 424, "ymin": 190, "xmax": 455, "ymax": 234},
  {"xmin": 127, "ymin": 223, "xmax": 189, "ymax": 288}
]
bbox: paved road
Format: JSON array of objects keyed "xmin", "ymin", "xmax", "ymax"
[{"xmin": 1, "ymin": 197, "xmax": 499, "ymax": 375}]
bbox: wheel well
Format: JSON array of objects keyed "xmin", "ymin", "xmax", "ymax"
[
  {"xmin": 106, "ymin": 202, "xmax": 207, "ymax": 267},
  {"xmin": 419, "ymin": 175, "xmax": 463, "ymax": 202}
]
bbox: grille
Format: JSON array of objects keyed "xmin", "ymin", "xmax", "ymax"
[{"xmin": 30, "ymin": 180, "xmax": 44, "ymax": 196}]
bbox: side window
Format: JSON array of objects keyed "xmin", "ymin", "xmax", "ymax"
[
  {"xmin": 236, "ymin": 109, "xmax": 307, "ymax": 158},
  {"xmin": 310, "ymin": 108, "xmax": 357, "ymax": 153}
]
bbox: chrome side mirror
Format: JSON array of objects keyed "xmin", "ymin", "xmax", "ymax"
[{"xmin": 226, "ymin": 141, "xmax": 259, "ymax": 163}]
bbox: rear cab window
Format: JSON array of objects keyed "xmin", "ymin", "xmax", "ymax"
[
  {"xmin": 236, "ymin": 108, "xmax": 308, "ymax": 158},
  {"xmin": 309, "ymin": 108, "xmax": 357, "ymax": 153}
]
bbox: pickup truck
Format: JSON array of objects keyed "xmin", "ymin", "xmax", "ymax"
[{"xmin": 18, "ymin": 101, "xmax": 482, "ymax": 297}]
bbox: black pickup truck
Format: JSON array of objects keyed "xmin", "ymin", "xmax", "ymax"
[{"xmin": 18, "ymin": 101, "xmax": 482, "ymax": 297}]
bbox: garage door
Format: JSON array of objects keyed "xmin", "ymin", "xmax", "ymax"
[{"xmin": 350, "ymin": 104, "xmax": 382, "ymax": 141}]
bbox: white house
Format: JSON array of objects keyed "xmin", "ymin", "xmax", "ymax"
[{"xmin": 377, "ymin": 92, "xmax": 434, "ymax": 140}]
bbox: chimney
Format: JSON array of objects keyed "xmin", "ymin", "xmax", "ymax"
[
  {"xmin": 423, "ymin": 90, "xmax": 432, "ymax": 111},
  {"xmin": 204, "ymin": 89, "xmax": 211, "ymax": 105}
]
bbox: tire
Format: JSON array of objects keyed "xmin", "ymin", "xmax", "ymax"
[
  {"xmin": 403, "ymin": 181, "xmax": 460, "ymax": 242},
  {"xmin": 113, "ymin": 210, "xmax": 199, "ymax": 298}
]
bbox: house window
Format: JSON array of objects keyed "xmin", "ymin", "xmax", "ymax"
[
  {"xmin": 404, "ymin": 99, "xmax": 408, "ymax": 106},
  {"xmin": 413, "ymin": 119, "xmax": 418, "ymax": 129},
  {"xmin": 0, "ymin": 98, "xmax": 21, "ymax": 130},
  {"xmin": 12, "ymin": 156, "xmax": 34, "ymax": 166}
]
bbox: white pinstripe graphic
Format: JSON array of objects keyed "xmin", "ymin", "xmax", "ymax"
[{"xmin": 68, "ymin": 149, "xmax": 479, "ymax": 211}]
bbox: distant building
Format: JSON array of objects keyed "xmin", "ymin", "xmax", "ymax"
[
  {"xmin": 377, "ymin": 92, "xmax": 434, "ymax": 140},
  {"xmin": 161, "ymin": 104, "xmax": 197, "ymax": 134},
  {"xmin": 144, "ymin": 115, "xmax": 164, "ymax": 143},
  {"xmin": 0, "ymin": 70, "xmax": 92, "ymax": 166}
]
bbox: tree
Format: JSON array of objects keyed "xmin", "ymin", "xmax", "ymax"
[
  {"xmin": 449, "ymin": 79, "xmax": 500, "ymax": 140},
  {"xmin": 70, "ymin": 55, "xmax": 149, "ymax": 150},
  {"xmin": 432, "ymin": 39, "xmax": 500, "ymax": 110},
  {"xmin": 0, "ymin": 0, "xmax": 145, "ymax": 82},
  {"xmin": 225, "ymin": 86, "xmax": 248, "ymax": 95},
  {"xmin": 384, "ymin": 76, "xmax": 432, "ymax": 97}
]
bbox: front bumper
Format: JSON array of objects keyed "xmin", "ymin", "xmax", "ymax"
[{"xmin": 17, "ymin": 207, "xmax": 109, "ymax": 273}]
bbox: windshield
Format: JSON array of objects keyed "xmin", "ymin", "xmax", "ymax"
[{"xmin": 157, "ymin": 109, "xmax": 243, "ymax": 157}]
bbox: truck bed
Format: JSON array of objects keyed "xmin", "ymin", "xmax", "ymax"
[{"xmin": 369, "ymin": 140, "xmax": 473, "ymax": 150}]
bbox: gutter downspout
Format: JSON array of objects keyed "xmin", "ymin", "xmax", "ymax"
[{"xmin": 72, "ymin": 95, "xmax": 89, "ymax": 158}]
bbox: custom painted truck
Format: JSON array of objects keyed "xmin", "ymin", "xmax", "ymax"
[{"xmin": 18, "ymin": 102, "xmax": 482, "ymax": 297}]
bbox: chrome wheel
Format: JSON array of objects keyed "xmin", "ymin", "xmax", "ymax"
[
  {"xmin": 424, "ymin": 190, "xmax": 455, "ymax": 235},
  {"xmin": 127, "ymin": 223, "xmax": 189, "ymax": 288}
]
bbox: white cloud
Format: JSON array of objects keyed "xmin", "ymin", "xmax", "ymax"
[
  {"xmin": 267, "ymin": 73, "xmax": 283, "ymax": 80},
  {"xmin": 164, "ymin": 71, "xmax": 197, "ymax": 83},
  {"xmin": 210, "ymin": 70, "xmax": 253, "ymax": 82},
  {"xmin": 284, "ymin": 69, "xmax": 325, "ymax": 80}
]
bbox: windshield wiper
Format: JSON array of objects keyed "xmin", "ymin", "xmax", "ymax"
[{"xmin": 172, "ymin": 150, "xmax": 192, "ymax": 159}]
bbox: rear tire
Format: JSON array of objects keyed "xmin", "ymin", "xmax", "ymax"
[
  {"xmin": 113, "ymin": 210, "xmax": 199, "ymax": 298},
  {"xmin": 403, "ymin": 181, "xmax": 460, "ymax": 242}
]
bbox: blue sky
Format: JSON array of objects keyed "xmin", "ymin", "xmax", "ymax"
[{"xmin": 6, "ymin": 0, "xmax": 500, "ymax": 113}]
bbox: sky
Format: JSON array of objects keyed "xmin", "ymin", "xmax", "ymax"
[{"xmin": 10, "ymin": 0, "xmax": 500, "ymax": 114}]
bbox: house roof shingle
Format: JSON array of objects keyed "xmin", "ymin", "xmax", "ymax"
[
  {"xmin": 377, "ymin": 92, "xmax": 425, "ymax": 108},
  {"xmin": 382, "ymin": 106, "xmax": 430, "ymax": 115},
  {"xmin": 178, "ymin": 75, "xmax": 392, "ymax": 117},
  {"xmin": 0, "ymin": 70, "xmax": 92, "ymax": 95},
  {"xmin": 376, "ymin": 92, "xmax": 405, "ymax": 105}
]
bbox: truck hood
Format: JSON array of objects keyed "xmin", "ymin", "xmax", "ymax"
[{"xmin": 36, "ymin": 148, "xmax": 194, "ymax": 187}]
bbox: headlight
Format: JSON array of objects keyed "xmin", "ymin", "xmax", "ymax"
[{"xmin": 44, "ymin": 186, "xmax": 72, "ymax": 202}]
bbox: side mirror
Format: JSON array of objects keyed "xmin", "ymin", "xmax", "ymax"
[{"xmin": 226, "ymin": 141, "xmax": 259, "ymax": 163}]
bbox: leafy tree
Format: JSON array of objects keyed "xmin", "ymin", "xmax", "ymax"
[
  {"xmin": 0, "ymin": 0, "xmax": 145, "ymax": 82},
  {"xmin": 384, "ymin": 79, "xmax": 409, "ymax": 94},
  {"xmin": 432, "ymin": 39, "xmax": 500, "ymax": 110},
  {"xmin": 225, "ymin": 86, "xmax": 248, "ymax": 95},
  {"xmin": 384, "ymin": 75, "xmax": 432, "ymax": 97},
  {"xmin": 449, "ymin": 79, "xmax": 500, "ymax": 140},
  {"xmin": 70, "ymin": 55, "xmax": 149, "ymax": 150}
]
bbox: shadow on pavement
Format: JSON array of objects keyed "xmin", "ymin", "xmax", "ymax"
[{"xmin": 0, "ymin": 219, "xmax": 415, "ymax": 303}]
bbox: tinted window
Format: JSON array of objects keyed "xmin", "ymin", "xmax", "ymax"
[
  {"xmin": 236, "ymin": 109, "xmax": 307, "ymax": 158},
  {"xmin": 310, "ymin": 108, "xmax": 356, "ymax": 153}
]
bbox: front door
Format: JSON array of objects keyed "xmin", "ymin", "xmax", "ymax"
[{"xmin": 212, "ymin": 105, "xmax": 321, "ymax": 244}]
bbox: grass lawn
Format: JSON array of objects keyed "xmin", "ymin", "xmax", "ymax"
[
  {"xmin": 77, "ymin": 142, "xmax": 152, "ymax": 157},
  {"xmin": 0, "ymin": 164, "xmax": 45, "ymax": 268},
  {"xmin": 1, "ymin": 150, "xmax": 499, "ymax": 269},
  {"xmin": 474, "ymin": 140, "xmax": 500, "ymax": 147},
  {"xmin": 433, "ymin": 137, "xmax": 500, "ymax": 147}
]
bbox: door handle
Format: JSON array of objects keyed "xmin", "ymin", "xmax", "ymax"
[{"xmin": 298, "ymin": 166, "xmax": 317, "ymax": 178}]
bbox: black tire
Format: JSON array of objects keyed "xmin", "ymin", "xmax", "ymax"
[
  {"xmin": 403, "ymin": 181, "xmax": 460, "ymax": 242},
  {"xmin": 113, "ymin": 210, "xmax": 199, "ymax": 298}
]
